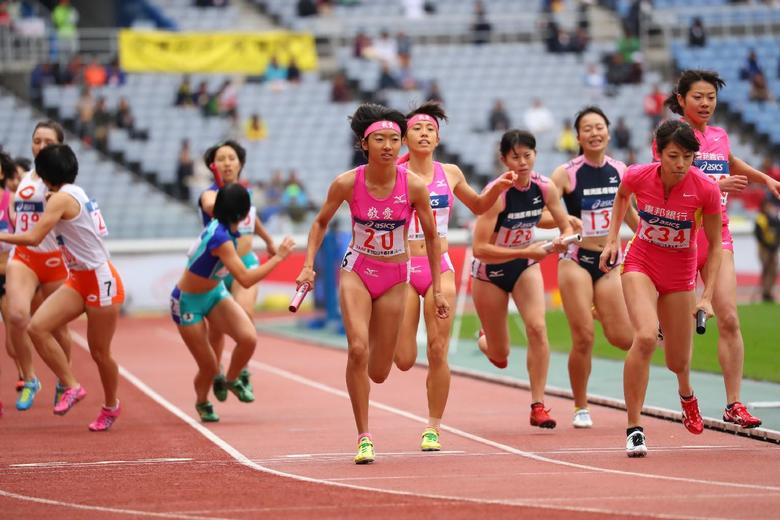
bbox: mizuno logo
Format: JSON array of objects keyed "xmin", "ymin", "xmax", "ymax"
[
  {"xmin": 609, "ymin": 176, "xmax": 618, "ymax": 183},
  {"xmin": 579, "ymin": 256, "xmax": 594, "ymax": 264},
  {"xmin": 436, "ymin": 180, "xmax": 447, "ymax": 187},
  {"xmin": 532, "ymin": 196, "xmax": 542, "ymax": 205},
  {"xmin": 393, "ymin": 195, "xmax": 407, "ymax": 204},
  {"xmin": 364, "ymin": 268, "xmax": 379, "ymax": 277},
  {"xmin": 488, "ymin": 270, "xmax": 504, "ymax": 277}
]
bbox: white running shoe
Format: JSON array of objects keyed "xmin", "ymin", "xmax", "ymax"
[
  {"xmin": 573, "ymin": 408, "xmax": 593, "ymax": 428},
  {"xmin": 626, "ymin": 430, "xmax": 647, "ymax": 458}
]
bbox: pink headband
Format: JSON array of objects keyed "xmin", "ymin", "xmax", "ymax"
[
  {"xmin": 363, "ymin": 120, "xmax": 401, "ymax": 138},
  {"xmin": 407, "ymin": 113, "xmax": 439, "ymax": 130}
]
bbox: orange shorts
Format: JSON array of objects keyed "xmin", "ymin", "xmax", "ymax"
[
  {"xmin": 65, "ymin": 262, "xmax": 125, "ymax": 308},
  {"xmin": 11, "ymin": 245, "xmax": 68, "ymax": 284}
]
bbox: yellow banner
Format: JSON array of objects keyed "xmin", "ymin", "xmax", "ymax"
[{"xmin": 118, "ymin": 30, "xmax": 318, "ymax": 74}]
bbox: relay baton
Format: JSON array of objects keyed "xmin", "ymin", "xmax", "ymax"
[
  {"xmin": 541, "ymin": 233, "xmax": 582, "ymax": 252},
  {"xmin": 289, "ymin": 282, "xmax": 311, "ymax": 313},
  {"xmin": 209, "ymin": 162, "xmax": 224, "ymax": 189},
  {"xmin": 695, "ymin": 309, "xmax": 707, "ymax": 335}
]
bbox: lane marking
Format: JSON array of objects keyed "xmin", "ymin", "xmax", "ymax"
[
  {"xmin": 104, "ymin": 329, "xmax": 718, "ymax": 519},
  {"xmin": 251, "ymin": 359, "xmax": 780, "ymax": 493},
  {"xmin": 7, "ymin": 458, "xmax": 193, "ymax": 469},
  {"xmin": 748, "ymin": 401, "xmax": 780, "ymax": 409}
]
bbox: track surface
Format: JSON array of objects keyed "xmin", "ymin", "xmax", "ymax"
[{"xmin": 1, "ymin": 316, "xmax": 779, "ymax": 519}]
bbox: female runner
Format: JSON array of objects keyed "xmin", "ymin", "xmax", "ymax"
[
  {"xmin": 472, "ymin": 129, "xmax": 572, "ymax": 429},
  {"xmin": 295, "ymin": 103, "xmax": 449, "ymax": 464},
  {"xmin": 601, "ymin": 120, "xmax": 722, "ymax": 456}
]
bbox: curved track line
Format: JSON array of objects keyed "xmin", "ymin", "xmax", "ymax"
[
  {"xmin": 68, "ymin": 332, "xmax": 704, "ymax": 520},
  {"xmin": 252, "ymin": 360, "xmax": 780, "ymax": 494},
  {"xmin": 0, "ymin": 489, "xmax": 225, "ymax": 520}
]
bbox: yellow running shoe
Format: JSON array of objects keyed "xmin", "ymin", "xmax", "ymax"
[
  {"xmin": 354, "ymin": 436, "xmax": 375, "ymax": 464},
  {"xmin": 420, "ymin": 427, "xmax": 441, "ymax": 451}
]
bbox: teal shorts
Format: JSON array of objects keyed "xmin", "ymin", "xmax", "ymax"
[
  {"xmin": 223, "ymin": 251, "xmax": 260, "ymax": 291},
  {"xmin": 170, "ymin": 283, "xmax": 230, "ymax": 325}
]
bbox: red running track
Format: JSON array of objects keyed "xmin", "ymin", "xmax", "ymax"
[{"xmin": 1, "ymin": 315, "xmax": 779, "ymax": 519}]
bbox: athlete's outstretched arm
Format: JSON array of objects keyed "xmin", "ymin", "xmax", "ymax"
[
  {"xmin": 599, "ymin": 183, "xmax": 631, "ymax": 272},
  {"xmin": 730, "ymin": 154, "xmax": 780, "ymax": 198},
  {"xmin": 295, "ymin": 172, "xmax": 351, "ymax": 289},
  {"xmin": 0, "ymin": 192, "xmax": 69, "ymax": 246},
  {"xmin": 200, "ymin": 190, "xmax": 217, "ymax": 218},
  {"xmin": 471, "ymin": 196, "xmax": 548, "ymax": 264},
  {"xmin": 409, "ymin": 174, "xmax": 449, "ymax": 319},
  {"xmin": 217, "ymin": 236, "xmax": 294, "ymax": 288},
  {"xmin": 697, "ymin": 212, "xmax": 722, "ymax": 318},
  {"xmin": 449, "ymin": 164, "xmax": 514, "ymax": 215}
]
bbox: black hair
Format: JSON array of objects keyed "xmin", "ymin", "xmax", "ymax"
[
  {"xmin": 34, "ymin": 144, "xmax": 78, "ymax": 186},
  {"xmin": 405, "ymin": 100, "xmax": 448, "ymax": 125},
  {"xmin": 32, "ymin": 120, "xmax": 65, "ymax": 143},
  {"xmin": 213, "ymin": 183, "xmax": 250, "ymax": 226},
  {"xmin": 0, "ymin": 151, "xmax": 15, "ymax": 189},
  {"xmin": 499, "ymin": 129, "xmax": 536, "ymax": 156},
  {"xmin": 655, "ymin": 120, "xmax": 700, "ymax": 154},
  {"xmin": 14, "ymin": 157, "xmax": 32, "ymax": 172},
  {"xmin": 573, "ymin": 106, "xmax": 610, "ymax": 135},
  {"xmin": 203, "ymin": 140, "xmax": 246, "ymax": 171},
  {"xmin": 350, "ymin": 103, "xmax": 407, "ymax": 140},
  {"xmin": 665, "ymin": 69, "xmax": 726, "ymax": 115}
]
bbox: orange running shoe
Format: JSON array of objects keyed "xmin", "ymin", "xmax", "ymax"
[
  {"xmin": 530, "ymin": 402, "xmax": 556, "ymax": 429},
  {"xmin": 681, "ymin": 395, "xmax": 703, "ymax": 434},
  {"xmin": 723, "ymin": 402, "xmax": 762, "ymax": 429}
]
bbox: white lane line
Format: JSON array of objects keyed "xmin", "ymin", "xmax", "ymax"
[
  {"xmin": 107, "ymin": 328, "xmax": 714, "ymax": 520},
  {"xmin": 251, "ymin": 359, "xmax": 780, "ymax": 494},
  {"xmin": 8, "ymin": 458, "xmax": 193, "ymax": 469},
  {"xmin": 0, "ymin": 489, "xmax": 225, "ymax": 520}
]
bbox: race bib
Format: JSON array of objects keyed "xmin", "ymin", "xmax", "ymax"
[
  {"xmin": 637, "ymin": 211, "xmax": 692, "ymax": 249},
  {"xmin": 86, "ymin": 200, "xmax": 109, "ymax": 237},
  {"xmin": 496, "ymin": 225, "xmax": 534, "ymax": 248}
]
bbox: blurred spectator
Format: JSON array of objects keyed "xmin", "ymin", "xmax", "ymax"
[
  {"xmin": 402, "ymin": 0, "xmax": 425, "ymax": 19},
  {"xmin": 556, "ymin": 119, "xmax": 578, "ymax": 155},
  {"xmin": 369, "ymin": 30, "xmax": 399, "ymax": 68},
  {"xmin": 176, "ymin": 139, "xmax": 194, "ymax": 201},
  {"xmin": 471, "ymin": 1, "xmax": 492, "ymax": 45},
  {"xmin": 261, "ymin": 170, "xmax": 285, "ymax": 222},
  {"xmin": 287, "ymin": 58, "xmax": 301, "ymax": 84},
  {"xmin": 0, "ymin": 1, "xmax": 11, "ymax": 27},
  {"xmin": 175, "ymin": 76, "xmax": 193, "ymax": 106},
  {"xmin": 105, "ymin": 57, "xmax": 126, "ymax": 86},
  {"xmin": 353, "ymin": 30, "xmax": 371, "ymax": 59},
  {"xmin": 244, "ymin": 113, "xmax": 267, "ymax": 141},
  {"xmin": 83, "ymin": 57, "xmax": 106, "ymax": 87},
  {"xmin": 740, "ymin": 49, "xmax": 763, "ymax": 81},
  {"xmin": 583, "ymin": 63, "xmax": 605, "ymax": 99},
  {"xmin": 92, "ymin": 96, "xmax": 111, "ymax": 152},
  {"xmin": 217, "ymin": 79, "xmax": 238, "ymax": 114},
  {"xmin": 762, "ymin": 156, "xmax": 780, "ymax": 181},
  {"xmin": 251, "ymin": 180, "xmax": 268, "ymax": 213},
  {"xmin": 297, "ymin": 0, "xmax": 317, "ymax": 16},
  {"xmin": 282, "ymin": 170, "xmax": 310, "ymax": 224},
  {"xmin": 643, "ymin": 84, "xmax": 665, "ymax": 130},
  {"xmin": 613, "ymin": 117, "xmax": 632, "ymax": 150},
  {"xmin": 397, "ymin": 62, "xmax": 418, "ymax": 90},
  {"xmin": 264, "ymin": 56, "xmax": 288, "ymax": 89},
  {"xmin": 749, "ymin": 71, "xmax": 772, "ymax": 103},
  {"xmin": 488, "ymin": 99, "xmax": 511, "ymax": 131},
  {"xmin": 76, "ymin": 86, "xmax": 94, "ymax": 140},
  {"xmin": 397, "ymin": 31, "xmax": 412, "ymax": 66},
  {"xmin": 378, "ymin": 62, "xmax": 400, "ymax": 90},
  {"xmin": 330, "ymin": 71, "xmax": 352, "ymax": 102},
  {"xmin": 194, "ymin": 80, "xmax": 211, "ymax": 113},
  {"xmin": 754, "ymin": 194, "xmax": 780, "ymax": 302},
  {"xmin": 572, "ymin": 27, "xmax": 589, "ymax": 55},
  {"xmin": 426, "ymin": 80, "xmax": 444, "ymax": 104},
  {"xmin": 114, "ymin": 97, "xmax": 134, "ymax": 132},
  {"xmin": 523, "ymin": 98, "xmax": 554, "ymax": 135},
  {"xmin": 224, "ymin": 110, "xmax": 242, "ymax": 141},
  {"xmin": 51, "ymin": 0, "xmax": 78, "ymax": 57},
  {"xmin": 29, "ymin": 61, "xmax": 53, "ymax": 105},
  {"xmin": 688, "ymin": 16, "xmax": 706, "ymax": 48}
]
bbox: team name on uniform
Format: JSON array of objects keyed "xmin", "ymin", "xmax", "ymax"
[
  {"xmin": 506, "ymin": 208, "xmax": 543, "ymax": 220},
  {"xmin": 582, "ymin": 187, "xmax": 619, "ymax": 196}
]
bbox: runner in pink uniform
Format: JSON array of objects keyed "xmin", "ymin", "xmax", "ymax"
[
  {"xmin": 661, "ymin": 69, "xmax": 780, "ymax": 428},
  {"xmin": 295, "ymin": 103, "xmax": 449, "ymax": 465},
  {"xmin": 472, "ymin": 130, "xmax": 573, "ymax": 430},
  {"xmin": 601, "ymin": 120, "xmax": 723, "ymax": 457},
  {"xmin": 393, "ymin": 102, "xmax": 515, "ymax": 451}
]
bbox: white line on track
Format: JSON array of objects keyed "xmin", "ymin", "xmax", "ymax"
[
  {"xmin": 7, "ymin": 458, "xmax": 193, "ymax": 469},
  {"xmin": 3, "ymin": 329, "xmax": 764, "ymax": 520}
]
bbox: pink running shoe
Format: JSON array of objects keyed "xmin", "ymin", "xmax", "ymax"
[
  {"xmin": 89, "ymin": 403, "xmax": 120, "ymax": 432},
  {"xmin": 54, "ymin": 386, "xmax": 87, "ymax": 415},
  {"xmin": 723, "ymin": 402, "xmax": 762, "ymax": 429},
  {"xmin": 680, "ymin": 395, "xmax": 703, "ymax": 435}
]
